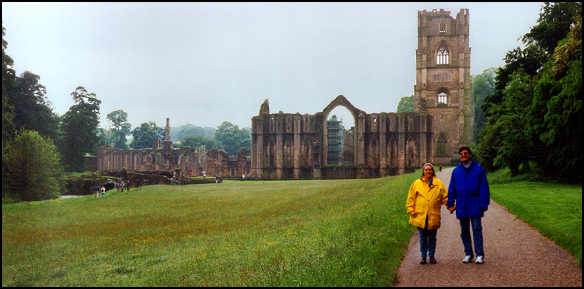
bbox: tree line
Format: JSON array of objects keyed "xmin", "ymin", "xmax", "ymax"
[
  {"xmin": 475, "ymin": 2, "xmax": 581, "ymax": 182},
  {"xmin": 2, "ymin": 26, "xmax": 250, "ymax": 201}
]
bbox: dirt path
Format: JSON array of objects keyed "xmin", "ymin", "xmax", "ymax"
[{"xmin": 394, "ymin": 167, "xmax": 582, "ymax": 287}]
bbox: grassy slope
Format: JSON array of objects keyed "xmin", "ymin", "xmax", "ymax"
[
  {"xmin": 2, "ymin": 171, "xmax": 420, "ymax": 286},
  {"xmin": 488, "ymin": 168, "xmax": 582, "ymax": 267}
]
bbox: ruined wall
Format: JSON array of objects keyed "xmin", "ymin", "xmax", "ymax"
[
  {"xmin": 97, "ymin": 145, "xmax": 204, "ymax": 175},
  {"xmin": 250, "ymin": 96, "xmax": 433, "ymax": 179},
  {"xmin": 97, "ymin": 118, "xmax": 250, "ymax": 178}
]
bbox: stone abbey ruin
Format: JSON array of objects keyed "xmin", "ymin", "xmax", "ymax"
[
  {"xmin": 97, "ymin": 8, "xmax": 472, "ymax": 181},
  {"xmin": 97, "ymin": 118, "xmax": 250, "ymax": 182}
]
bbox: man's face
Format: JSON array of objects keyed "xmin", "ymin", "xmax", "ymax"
[{"xmin": 459, "ymin": 150, "xmax": 471, "ymax": 163}]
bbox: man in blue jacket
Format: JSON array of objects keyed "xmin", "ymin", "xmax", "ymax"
[{"xmin": 447, "ymin": 146, "xmax": 490, "ymax": 264}]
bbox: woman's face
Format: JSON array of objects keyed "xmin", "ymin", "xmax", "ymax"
[{"xmin": 423, "ymin": 166, "xmax": 433, "ymax": 178}]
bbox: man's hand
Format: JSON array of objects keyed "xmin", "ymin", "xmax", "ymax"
[{"xmin": 447, "ymin": 205, "xmax": 456, "ymax": 214}]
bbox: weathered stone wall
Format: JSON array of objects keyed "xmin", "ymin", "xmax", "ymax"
[
  {"xmin": 250, "ymin": 96, "xmax": 434, "ymax": 179},
  {"xmin": 97, "ymin": 145, "xmax": 204, "ymax": 175},
  {"xmin": 97, "ymin": 118, "xmax": 250, "ymax": 178}
]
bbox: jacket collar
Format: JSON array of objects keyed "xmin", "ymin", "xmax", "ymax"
[{"xmin": 457, "ymin": 160, "xmax": 477, "ymax": 170}]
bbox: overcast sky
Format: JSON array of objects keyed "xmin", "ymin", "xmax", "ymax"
[{"xmin": 2, "ymin": 2, "xmax": 542, "ymax": 130}]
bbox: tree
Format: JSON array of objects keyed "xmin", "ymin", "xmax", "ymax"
[
  {"xmin": 522, "ymin": 2, "xmax": 582, "ymax": 56},
  {"xmin": 2, "ymin": 26, "xmax": 16, "ymax": 144},
  {"xmin": 96, "ymin": 127, "xmax": 113, "ymax": 147},
  {"xmin": 2, "ymin": 129, "xmax": 63, "ymax": 201},
  {"xmin": 179, "ymin": 134, "xmax": 219, "ymax": 149},
  {"xmin": 130, "ymin": 121, "xmax": 164, "ymax": 149},
  {"xmin": 472, "ymin": 67, "xmax": 496, "ymax": 141},
  {"xmin": 174, "ymin": 123, "xmax": 215, "ymax": 141},
  {"xmin": 527, "ymin": 16, "xmax": 582, "ymax": 180},
  {"xmin": 476, "ymin": 2, "xmax": 582, "ymax": 182},
  {"xmin": 9, "ymin": 71, "xmax": 59, "ymax": 140},
  {"xmin": 396, "ymin": 95, "xmax": 414, "ymax": 113},
  {"xmin": 60, "ymin": 86, "xmax": 101, "ymax": 171},
  {"xmin": 106, "ymin": 109, "xmax": 131, "ymax": 149},
  {"xmin": 215, "ymin": 121, "xmax": 251, "ymax": 155}
]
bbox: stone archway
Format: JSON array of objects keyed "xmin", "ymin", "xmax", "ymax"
[{"xmin": 320, "ymin": 95, "xmax": 364, "ymax": 170}]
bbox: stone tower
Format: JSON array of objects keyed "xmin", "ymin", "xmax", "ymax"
[{"xmin": 414, "ymin": 8, "xmax": 473, "ymax": 165}]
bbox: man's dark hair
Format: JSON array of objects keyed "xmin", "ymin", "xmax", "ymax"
[{"xmin": 459, "ymin": 146, "xmax": 472, "ymax": 155}]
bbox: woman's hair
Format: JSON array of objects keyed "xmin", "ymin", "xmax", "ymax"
[{"xmin": 420, "ymin": 162, "xmax": 436, "ymax": 178}]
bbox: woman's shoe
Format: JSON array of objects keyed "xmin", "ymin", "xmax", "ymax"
[
  {"xmin": 419, "ymin": 258, "xmax": 427, "ymax": 264},
  {"xmin": 429, "ymin": 256, "xmax": 437, "ymax": 264}
]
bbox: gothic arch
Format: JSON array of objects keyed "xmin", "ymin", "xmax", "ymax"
[
  {"xmin": 321, "ymin": 95, "xmax": 364, "ymax": 168},
  {"xmin": 436, "ymin": 41, "xmax": 450, "ymax": 65}
]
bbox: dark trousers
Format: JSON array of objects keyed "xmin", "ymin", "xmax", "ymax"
[
  {"xmin": 459, "ymin": 217, "xmax": 484, "ymax": 257},
  {"xmin": 417, "ymin": 227, "xmax": 437, "ymax": 258}
]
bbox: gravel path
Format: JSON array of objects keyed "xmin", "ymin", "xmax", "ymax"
[{"xmin": 394, "ymin": 167, "xmax": 582, "ymax": 287}]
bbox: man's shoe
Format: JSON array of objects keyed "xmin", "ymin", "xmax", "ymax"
[
  {"xmin": 420, "ymin": 258, "xmax": 427, "ymax": 264},
  {"xmin": 475, "ymin": 256, "xmax": 484, "ymax": 264},
  {"xmin": 462, "ymin": 255, "xmax": 472, "ymax": 263},
  {"xmin": 429, "ymin": 256, "xmax": 437, "ymax": 264}
]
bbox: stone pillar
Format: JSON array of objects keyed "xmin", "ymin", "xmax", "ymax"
[
  {"xmin": 276, "ymin": 132, "xmax": 283, "ymax": 179},
  {"xmin": 398, "ymin": 115, "xmax": 407, "ymax": 174},
  {"xmin": 379, "ymin": 114, "xmax": 387, "ymax": 176},
  {"xmin": 356, "ymin": 112, "xmax": 366, "ymax": 169},
  {"xmin": 293, "ymin": 115, "xmax": 301, "ymax": 179},
  {"xmin": 419, "ymin": 115, "xmax": 427, "ymax": 165}
]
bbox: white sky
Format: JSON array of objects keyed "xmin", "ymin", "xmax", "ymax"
[{"xmin": 2, "ymin": 2, "xmax": 542, "ymax": 130}]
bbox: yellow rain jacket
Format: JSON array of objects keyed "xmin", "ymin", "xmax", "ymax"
[{"xmin": 406, "ymin": 176, "xmax": 448, "ymax": 230}]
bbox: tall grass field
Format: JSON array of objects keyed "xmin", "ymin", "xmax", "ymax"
[
  {"xmin": 2, "ymin": 171, "xmax": 421, "ymax": 286},
  {"xmin": 488, "ymin": 168, "xmax": 582, "ymax": 267}
]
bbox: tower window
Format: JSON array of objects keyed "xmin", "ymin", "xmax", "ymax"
[
  {"xmin": 438, "ymin": 92, "xmax": 447, "ymax": 105},
  {"xmin": 440, "ymin": 23, "xmax": 447, "ymax": 32},
  {"xmin": 437, "ymin": 47, "xmax": 449, "ymax": 64}
]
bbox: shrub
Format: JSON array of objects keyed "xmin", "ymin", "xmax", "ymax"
[{"xmin": 2, "ymin": 129, "xmax": 64, "ymax": 201}]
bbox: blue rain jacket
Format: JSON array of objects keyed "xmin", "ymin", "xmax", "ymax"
[{"xmin": 447, "ymin": 160, "xmax": 490, "ymax": 218}]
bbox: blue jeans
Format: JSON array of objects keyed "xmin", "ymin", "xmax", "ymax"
[
  {"xmin": 417, "ymin": 227, "xmax": 437, "ymax": 258},
  {"xmin": 459, "ymin": 217, "xmax": 484, "ymax": 257}
]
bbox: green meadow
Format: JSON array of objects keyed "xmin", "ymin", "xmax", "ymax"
[
  {"xmin": 488, "ymin": 168, "xmax": 582, "ymax": 267},
  {"xmin": 2, "ymin": 171, "xmax": 420, "ymax": 286}
]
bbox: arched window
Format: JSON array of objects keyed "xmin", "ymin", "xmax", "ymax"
[
  {"xmin": 438, "ymin": 92, "xmax": 447, "ymax": 105},
  {"xmin": 437, "ymin": 47, "xmax": 449, "ymax": 64}
]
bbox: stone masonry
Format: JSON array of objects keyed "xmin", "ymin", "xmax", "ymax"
[
  {"xmin": 250, "ymin": 96, "xmax": 434, "ymax": 179},
  {"xmin": 414, "ymin": 8, "xmax": 473, "ymax": 164},
  {"xmin": 97, "ymin": 118, "xmax": 250, "ymax": 178}
]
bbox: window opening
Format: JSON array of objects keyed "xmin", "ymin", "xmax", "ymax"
[
  {"xmin": 437, "ymin": 47, "xmax": 449, "ymax": 64},
  {"xmin": 440, "ymin": 23, "xmax": 447, "ymax": 32},
  {"xmin": 438, "ymin": 92, "xmax": 448, "ymax": 105}
]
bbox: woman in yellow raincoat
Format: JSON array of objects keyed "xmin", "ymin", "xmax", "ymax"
[{"xmin": 406, "ymin": 162, "xmax": 448, "ymax": 264}]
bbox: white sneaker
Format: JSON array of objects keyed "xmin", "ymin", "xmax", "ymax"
[
  {"xmin": 475, "ymin": 256, "xmax": 484, "ymax": 264},
  {"xmin": 462, "ymin": 255, "xmax": 472, "ymax": 263}
]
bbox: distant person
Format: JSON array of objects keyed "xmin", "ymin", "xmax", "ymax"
[
  {"xmin": 116, "ymin": 182, "xmax": 120, "ymax": 192},
  {"xmin": 94, "ymin": 185, "xmax": 100, "ymax": 199},
  {"xmin": 406, "ymin": 162, "xmax": 448, "ymax": 264},
  {"xmin": 439, "ymin": 164, "xmax": 443, "ymax": 172},
  {"xmin": 121, "ymin": 181, "xmax": 125, "ymax": 192},
  {"xmin": 447, "ymin": 146, "xmax": 491, "ymax": 264},
  {"xmin": 126, "ymin": 181, "xmax": 131, "ymax": 191},
  {"xmin": 241, "ymin": 173, "xmax": 245, "ymax": 181},
  {"xmin": 100, "ymin": 186, "xmax": 106, "ymax": 198}
]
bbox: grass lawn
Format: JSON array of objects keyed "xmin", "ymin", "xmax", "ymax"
[
  {"xmin": 488, "ymin": 168, "xmax": 582, "ymax": 267},
  {"xmin": 2, "ymin": 171, "xmax": 420, "ymax": 286}
]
